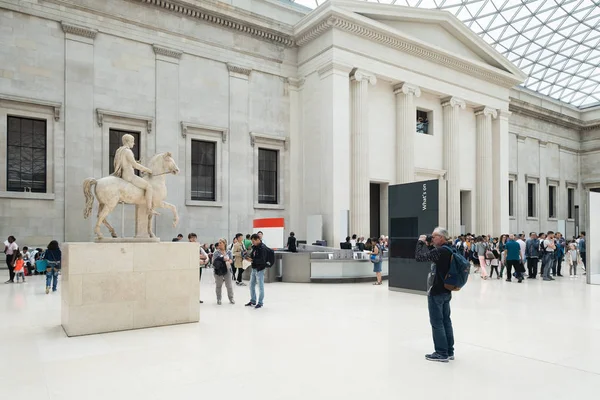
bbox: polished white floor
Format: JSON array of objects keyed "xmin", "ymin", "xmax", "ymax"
[{"xmin": 1, "ymin": 269, "xmax": 599, "ymax": 400}]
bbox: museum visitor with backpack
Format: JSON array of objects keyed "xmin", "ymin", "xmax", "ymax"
[
  {"xmin": 245, "ymin": 233, "xmax": 274, "ymax": 309},
  {"xmin": 415, "ymin": 227, "xmax": 469, "ymax": 363}
]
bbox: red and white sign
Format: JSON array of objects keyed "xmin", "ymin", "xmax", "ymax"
[{"xmin": 253, "ymin": 218, "xmax": 284, "ymax": 249}]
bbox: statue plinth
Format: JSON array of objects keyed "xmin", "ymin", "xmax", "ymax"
[{"xmin": 94, "ymin": 237, "xmax": 160, "ymax": 243}]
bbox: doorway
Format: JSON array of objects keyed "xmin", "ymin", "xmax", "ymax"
[
  {"xmin": 460, "ymin": 190, "xmax": 472, "ymax": 234},
  {"xmin": 370, "ymin": 183, "xmax": 381, "ymax": 238}
]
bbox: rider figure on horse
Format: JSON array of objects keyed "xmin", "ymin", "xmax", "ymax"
[{"xmin": 112, "ymin": 134, "xmax": 158, "ymax": 215}]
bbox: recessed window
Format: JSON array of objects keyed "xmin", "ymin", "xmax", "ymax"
[
  {"xmin": 191, "ymin": 140, "xmax": 216, "ymax": 201},
  {"xmin": 508, "ymin": 180, "xmax": 515, "ymax": 217},
  {"xmin": 527, "ymin": 183, "xmax": 536, "ymax": 218},
  {"xmin": 7, "ymin": 116, "xmax": 47, "ymax": 193},
  {"xmin": 568, "ymin": 188, "xmax": 574, "ymax": 219},
  {"xmin": 258, "ymin": 148, "xmax": 278, "ymax": 204},
  {"xmin": 548, "ymin": 185, "xmax": 556, "ymax": 218},
  {"xmin": 109, "ymin": 129, "xmax": 140, "ymax": 176},
  {"xmin": 416, "ymin": 109, "xmax": 431, "ymax": 134}
]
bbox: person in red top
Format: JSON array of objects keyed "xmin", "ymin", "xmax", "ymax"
[{"xmin": 13, "ymin": 253, "xmax": 25, "ymax": 283}]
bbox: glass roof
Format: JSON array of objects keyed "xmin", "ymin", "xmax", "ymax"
[{"xmin": 292, "ymin": 0, "xmax": 600, "ymax": 109}]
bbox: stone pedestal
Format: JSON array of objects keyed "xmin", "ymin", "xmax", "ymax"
[{"xmin": 61, "ymin": 242, "xmax": 200, "ymax": 337}]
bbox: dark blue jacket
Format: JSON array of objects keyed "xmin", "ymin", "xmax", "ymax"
[{"xmin": 525, "ymin": 238, "xmax": 540, "ymax": 259}]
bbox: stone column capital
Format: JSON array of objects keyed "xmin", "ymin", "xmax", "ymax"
[
  {"xmin": 393, "ymin": 83, "xmax": 421, "ymax": 97},
  {"xmin": 351, "ymin": 70, "xmax": 377, "ymax": 85},
  {"xmin": 441, "ymin": 97, "xmax": 466, "ymax": 109},
  {"xmin": 474, "ymin": 106, "xmax": 498, "ymax": 118}
]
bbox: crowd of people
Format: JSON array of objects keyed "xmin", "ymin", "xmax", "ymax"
[
  {"xmin": 451, "ymin": 231, "xmax": 587, "ymax": 282},
  {"xmin": 3, "ymin": 236, "xmax": 63, "ymax": 294},
  {"xmin": 174, "ymin": 230, "xmax": 275, "ymax": 308}
]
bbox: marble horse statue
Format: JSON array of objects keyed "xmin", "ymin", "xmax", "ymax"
[{"xmin": 83, "ymin": 134, "xmax": 180, "ymax": 239}]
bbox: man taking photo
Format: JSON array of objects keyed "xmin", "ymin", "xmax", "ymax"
[{"xmin": 415, "ymin": 227, "xmax": 455, "ymax": 363}]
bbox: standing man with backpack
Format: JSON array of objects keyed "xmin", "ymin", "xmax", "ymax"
[
  {"xmin": 244, "ymin": 233, "xmax": 274, "ymax": 309},
  {"xmin": 416, "ymin": 227, "xmax": 458, "ymax": 363}
]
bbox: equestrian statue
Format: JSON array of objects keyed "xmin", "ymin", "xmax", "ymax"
[{"xmin": 83, "ymin": 134, "xmax": 180, "ymax": 239}]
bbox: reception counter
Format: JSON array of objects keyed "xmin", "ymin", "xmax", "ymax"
[{"xmin": 279, "ymin": 250, "xmax": 388, "ymax": 283}]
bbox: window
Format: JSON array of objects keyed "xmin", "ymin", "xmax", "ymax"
[
  {"xmin": 527, "ymin": 183, "xmax": 536, "ymax": 218},
  {"xmin": 258, "ymin": 148, "xmax": 278, "ymax": 204},
  {"xmin": 548, "ymin": 185, "xmax": 556, "ymax": 218},
  {"xmin": 6, "ymin": 116, "xmax": 47, "ymax": 193},
  {"xmin": 568, "ymin": 188, "xmax": 575, "ymax": 219},
  {"xmin": 508, "ymin": 180, "xmax": 514, "ymax": 217},
  {"xmin": 416, "ymin": 109, "xmax": 430, "ymax": 134},
  {"xmin": 109, "ymin": 129, "xmax": 140, "ymax": 175},
  {"xmin": 191, "ymin": 140, "xmax": 216, "ymax": 201}
]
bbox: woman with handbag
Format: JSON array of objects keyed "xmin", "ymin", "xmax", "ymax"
[
  {"xmin": 43, "ymin": 240, "xmax": 62, "ymax": 294},
  {"xmin": 232, "ymin": 233, "xmax": 247, "ymax": 286},
  {"xmin": 371, "ymin": 237, "xmax": 384, "ymax": 285},
  {"xmin": 212, "ymin": 238, "xmax": 235, "ymax": 305}
]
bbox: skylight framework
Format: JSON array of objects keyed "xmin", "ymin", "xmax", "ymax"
[{"xmin": 292, "ymin": 0, "xmax": 600, "ymax": 109}]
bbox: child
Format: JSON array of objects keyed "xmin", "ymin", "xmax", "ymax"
[
  {"xmin": 13, "ymin": 253, "xmax": 25, "ymax": 283},
  {"xmin": 566, "ymin": 243, "xmax": 581, "ymax": 277}
]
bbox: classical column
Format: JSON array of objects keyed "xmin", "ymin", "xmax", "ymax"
[
  {"xmin": 288, "ymin": 77, "xmax": 305, "ymax": 239},
  {"xmin": 145, "ymin": 45, "xmax": 182, "ymax": 238},
  {"xmin": 62, "ymin": 22, "xmax": 97, "ymax": 241},
  {"xmin": 350, "ymin": 70, "xmax": 376, "ymax": 238},
  {"xmin": 492, "ymin": 110, "xmax": 511, "ymax": 235},
  {"xmin": 227, "ymin": 64, "xmax": 252, "ymax": 237},
  {"xmin": 442, "ymin": 97, "xmax": 466, "ymax": 236},
  {"xmin": 394, "ymin": 83, "xmax": 421, "ymax": 183},
  {"xmin": 475, "ymin": 106, "xmax": 497, "ymax": 235}
]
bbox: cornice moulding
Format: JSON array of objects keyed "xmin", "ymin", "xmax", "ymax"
[
  {"xmin": 61, "ymin": 22, "xmax": 97, "ymax": 39},
  {"xmin": 96, "ymin": 108, "xmax": 153, "ymax": 134},
  {"xmin": 152, "ymin": 44, "xmax": 182, "ymax": 59},
  {"xmin": 0, "ymin": 94, "xmax": 61, "ymax": 121},
  {"xmin": 181, "ymin": 121, "xmax": 228, "ymax": 142},
  {"xmin": 295, "ymin": 10, "xmax": 523, "ymax": 88},
  {"xmin": 227, "ymin": 64, "xmax": 252, "ymax": 76},
  {"xmin": 509, "ymin": 98, "xmax": 600, "ymax": 131},
  {"xmin": 137, "ymin": 0, "xmax": 294, "ymax": 47},
  {"xmin": 249, "ymin": 131, "xmax": 288, "ymax": 150}
]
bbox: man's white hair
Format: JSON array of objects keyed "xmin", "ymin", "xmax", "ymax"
[{"xmin": 433, "ymin": 227, "xmax": 449, "ymax": 240}]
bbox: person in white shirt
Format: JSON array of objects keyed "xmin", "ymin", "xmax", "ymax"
[
  {"xmin": 350, "ymin": 234, "xmax": 357, "ymax": 248},
  {"xmin": 541, "ymin": 231, "xmax": 556, "ymax": 281},
  {"xmin": 4, "ymin": 236, "xmax": 19, "ymax": 283}
]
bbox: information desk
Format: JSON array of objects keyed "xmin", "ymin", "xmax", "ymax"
[{"xmin": 279, "ymin": 251, "xmax": 388, "ymax": 283}]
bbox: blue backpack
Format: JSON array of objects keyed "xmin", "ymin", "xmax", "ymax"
[{"xmin": 441, "ymin": 245, "xmax": 470, "ymax": 291}]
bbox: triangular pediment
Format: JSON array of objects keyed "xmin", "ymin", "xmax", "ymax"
[
  {"xmin": 323, "ymin": 1, "xmax": 525, "ymax": 80},
  {"xmin": 370, "ymin": 19, "xmax": 489, "ymax": 65}
]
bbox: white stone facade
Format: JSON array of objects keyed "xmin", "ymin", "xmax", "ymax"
[{"xmin": 0, "ymin": 0, "xmax": 599, "ymax": 247}]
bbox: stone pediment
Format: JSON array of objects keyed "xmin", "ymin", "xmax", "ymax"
[{"xmin": 295, "ymin": 0, "xmax": 526, "ymax": 88}]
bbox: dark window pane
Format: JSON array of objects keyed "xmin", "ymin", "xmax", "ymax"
[
  {"xmin": 527, "ymin": 183, "xmax": 535, "ymax": 218},
  {"xmin": 6, "ymin": 116, "xmax": 47, "ymax": 193},
  {"xmin": 109, "ymin": 129, "xmax": 140, "ymax": 176},
  {"xmin": 548, "ymin": 186, "xmax": 556, "ymax": 218},
  {"xmin": 191, "ymin": 140, "xmax": 216, "ymax": 201},
  {"xmin": 258, "ymin": 148, "xmax": 278, "ymax": 204},
  {"xmin": 508, "ymin": 181, "xmax": 514, "ymax": 217},
  {"xmin": 568, "ymin": 188, "xmax": 574, "ymax": 219}
]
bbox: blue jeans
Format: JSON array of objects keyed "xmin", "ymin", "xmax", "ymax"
[
  {"xmin": 250, "ymin": 268, "xmax": 265, "ymax": 306},
  {"xmin": 428, "ymin": 293, "xmax": 454, "ymax": 357},
  {"xmin": 46, "ymin": 267, "xmax": 60, "ymax": 291}
]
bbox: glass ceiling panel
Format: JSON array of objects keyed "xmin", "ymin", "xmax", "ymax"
[{"xmin": 291, "ymin": 0, "xmax": 600, "ymax": 108}]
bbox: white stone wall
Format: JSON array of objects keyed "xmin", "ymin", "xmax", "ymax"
[
  {"xmin": 0, "ymin": 0, "xmax": 295, "ymax": 247},
  {"xmin": 508, "ymin": 112, "xmax": 582, "ymax": 237}
]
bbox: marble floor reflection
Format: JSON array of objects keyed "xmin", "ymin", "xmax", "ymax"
[{"xmin": 1, "ymin": 269, "xmax": 599, "ymax": 400}]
